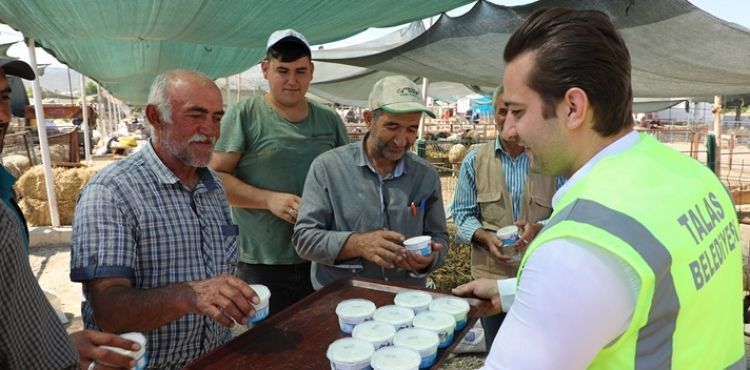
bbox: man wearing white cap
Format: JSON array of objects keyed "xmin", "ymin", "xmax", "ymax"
[
  {"xmin": 293, "ymin": 75, "xmax": 448, "ymax": 289},
  {"xmin": 211, "ymin": 29, "xmax": 348, "ymax": 315}
]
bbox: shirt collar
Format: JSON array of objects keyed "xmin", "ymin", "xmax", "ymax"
[
  {"xmin": 142, "ymin": 141, "xmax": 218, "ymax": 190},
  {"xmin": 552, "ymin": 130, "xmax": 640, "ymax": 207},
  {"xmin": 356, "ymin": 134, "xmax": 407, "ymax": 179}
]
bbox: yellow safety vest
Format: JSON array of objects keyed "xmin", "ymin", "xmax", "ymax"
[{"xmin": 518, "ymin": 133, "xmax": 745, "ymax": 369}]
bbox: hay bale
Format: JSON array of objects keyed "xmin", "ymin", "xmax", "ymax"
[
  {"xmin": 448, "ymin": 144, "xmax": 468, "ymax": 164},
  {"xmin": 18, "ymin": 198, "xmax": 46, "ymax": 226},
  {"xmin": 1, "ymin": 154, "xmax": 31, "ymax": 178},
  {"xmin": 15, "ymin": 166, "xmax": 63, "ymax": 201},
  {"xmin": 15, "ymin": 164, "xmax": 100, "ymax": 226},
  {"xmin": 54, "ymin": 166, "xmax": 97, "ymax": 203}
]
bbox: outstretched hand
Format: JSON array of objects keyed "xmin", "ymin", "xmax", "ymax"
[{"xmin": 452, "ymin": 278, "xmax": 502, "ymax": 316}]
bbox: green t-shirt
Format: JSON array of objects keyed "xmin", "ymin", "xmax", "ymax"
[{"xmin": 214, "ymin": 96, "xmax": 348, "ymax": 264}]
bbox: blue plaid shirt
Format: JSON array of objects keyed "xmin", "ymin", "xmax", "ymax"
[{"xmin": 70, "ymin": 142, "xmax": 238, "ymax": 369}]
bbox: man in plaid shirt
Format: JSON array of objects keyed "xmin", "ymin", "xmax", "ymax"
[{"xmin": 71, "ymin": 70, "xmax": 259, "ymax": 369}]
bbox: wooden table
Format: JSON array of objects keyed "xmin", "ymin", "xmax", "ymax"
[{"xmin": 186, "ymin": 277, "xmax": 493, "ymax": 370}]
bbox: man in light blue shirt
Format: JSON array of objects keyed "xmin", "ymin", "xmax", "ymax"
[{"xmin": 451, "ymin": 85, "xmax": 563, "ymax": 347}]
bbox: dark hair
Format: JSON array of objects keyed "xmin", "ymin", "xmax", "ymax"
[
  {"xmin": 370, "ymin": 108, "xmax": 385, "ymax": 123},
  {"xmin": 266, "ymin": 40, "xmax": 311, "ymax": 63},
  {"xmin": 504, "ymin": 8, "xmax": 633, "ymax": 136}
]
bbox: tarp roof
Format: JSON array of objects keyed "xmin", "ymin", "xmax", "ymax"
[
  {"xmin": 310, "ymin": 21, "xmax": 491, "ymax": 106},
  {"xmin": 633, "ymin": 99, "xmax": 688, "ymax": 114},
  {"xmin": 317, "ymin": 0, "xmax": 750, "ymax": 98},
  {"xmin": 0, "ymin": 0, "xmax": 472, "ymax": 104}
]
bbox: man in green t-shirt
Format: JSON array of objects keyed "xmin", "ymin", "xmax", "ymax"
[{"xmin": 210, "ymin": 29, "xmax": 348, "ymax": 316}]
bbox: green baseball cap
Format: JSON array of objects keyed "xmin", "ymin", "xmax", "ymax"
[{"xmin": 368, "ymin": 75, "xmax": 435, "ymax": 118}]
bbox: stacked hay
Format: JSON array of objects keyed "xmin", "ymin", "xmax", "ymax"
[
  {"xmin": 15, "ymin": 165, "xmax": 98, "ymax": 226},
  {"xmin": 430, "ymin": 222, "xmax": 473, "ymax": 292},
  {"xmin": 1, "ymin": 154, "xmax": 31, "ymax": 178}
]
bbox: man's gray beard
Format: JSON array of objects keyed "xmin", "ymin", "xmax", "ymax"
[{"xmin": 163, "ymin": 136, "xmax": 213, "ymax": 168}]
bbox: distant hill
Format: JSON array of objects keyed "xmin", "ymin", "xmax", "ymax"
[
  {"xmin": 21, "ymin": 64, "xmax": 269, "ymax": 103},
  {"xmin": 21, "ymin": 65, "xmax": 84, "ymax": 95}
]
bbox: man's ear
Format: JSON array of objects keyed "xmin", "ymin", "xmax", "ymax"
[
  {"xmin": 145, "ymin": 104, "xmax": 163, "ymax": 129},
  {"xmin": 562, "ymin": 87, "xmax": 590, "ymax": 130},
  {"xmin": 309, "ymin": 61, "xmax": 315, "ymax": 78},
  {"xmin": 363, "ymin": 110, "xmax": 373, "ymax": 127},
  {"xmin": 261, "ymin": 60, "xmax": 270, "ymax": 79}
]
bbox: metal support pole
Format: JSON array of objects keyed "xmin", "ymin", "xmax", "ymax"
[
  {"xmin": 79, "ymin": 74, "xmax": 92, "ymax": 163},
  {"xmin": 27, "ymin": 38, "xmax": 60, "ymax": 226}
]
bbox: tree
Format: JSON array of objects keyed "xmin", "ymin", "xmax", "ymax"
[{"xmin": 85, "ymin": 81, "xmax": 98, "ymax": 95}]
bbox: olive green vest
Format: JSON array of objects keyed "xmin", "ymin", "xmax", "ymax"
[
  {"xmin": 519, "ymin": 133, "xmax": 745, "ymax": 369},
  {"xmin": 473, "ymin": 141, "xmax": 556, "ymax": 279}
]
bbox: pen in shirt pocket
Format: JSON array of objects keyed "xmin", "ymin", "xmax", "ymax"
[{"xmin": 410, "ymin": 199, "xmax": 426, "ymax": 216}]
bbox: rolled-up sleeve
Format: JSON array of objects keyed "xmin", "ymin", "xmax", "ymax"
[
  {"xmin": 293, "ymin": 159, "xmax": 353, "ymax": 266},
  {"xmin": 70, "ymin": 182, "xmax": 136, "ymax": 282}
]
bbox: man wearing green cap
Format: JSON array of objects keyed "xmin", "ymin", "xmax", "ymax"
[{"xmin": 293, "ymin": 75, "xmax": 448, "ymax": 289}]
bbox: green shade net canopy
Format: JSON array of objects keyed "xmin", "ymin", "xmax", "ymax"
[
  {"xmin": 316, "ymin": 0, "xmax": 750, "ymax": 98},
  {"xmin": 0, "ymin": 0, "xmax": 473, "ymax": 104}
]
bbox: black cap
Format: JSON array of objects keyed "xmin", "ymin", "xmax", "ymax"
[{"xmin": 0, "ymin": 57, "xmax": 35, "ymax": 80}]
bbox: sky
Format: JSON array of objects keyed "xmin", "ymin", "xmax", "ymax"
[{"xmin": 0, "ymin": 0, "xmax": 747, "ymax": 71}]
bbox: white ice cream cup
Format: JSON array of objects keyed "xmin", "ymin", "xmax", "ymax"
[
  {"xmin": 373, "ymin": 305, "xmax": 415, "ymax": 330},
  {"xmin": 428, "ymin": 297, "xmax": 471, "ymax": 330},
  {"xmin": 394, "ymin": 290, "xmax": 432, "ymax": 314},
  {"xmin": 352, "ymin": 321, "xmax": 396, "ymax": 350},
  {"xmin": 100, "ymin": 332, "xmax": 147, "ymax": 370},
  {"xmin": 403, "ymin": 235, "xmax": 432, "ymax": 256},
  {"xmin": 327, "ymin": 337, "xmax": 375, "ymax": 370},
  {"xmin": 393, "ymin": 328, "xmax": 440, "ymax": 369},
  {"xmin": 496, "ymin": 225, "xmax": 519, "ymax": 246},
  {"xmin": 248, "ymin": 284, "xmax": 271, "ymax": 323},
  {"xmin": 412, "ymin": 311, "xmax": 456, "ymax": 349},
  {"xmin": 497, "ymin": 225, "xmax": 522, "ymax": 262},
  {"xmin": 370, "ymin": 346, "xmax": 422, "ymax": 370},
  {"xmin": 336, "ymin": 299, "xmax": 376, "ymax": 334}
]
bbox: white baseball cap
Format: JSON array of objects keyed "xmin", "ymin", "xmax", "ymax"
[{"xmin": 266, "ymin": 29, "xmax": 310, "ymax": 52}]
